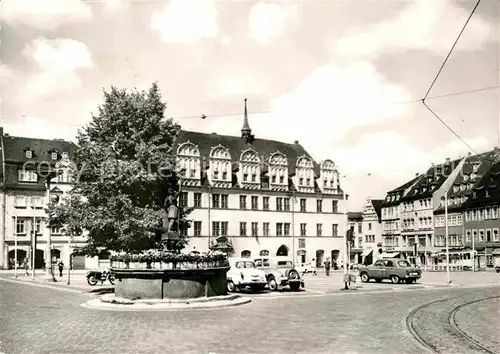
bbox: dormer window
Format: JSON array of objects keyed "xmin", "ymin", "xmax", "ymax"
[
  {"xmin": 299, "ymin": 177, "xmax": 304, "ymax": 185},
  {"xmin": 251, "ymin": 174, "xmax": 256, "ymax": 182},
  {"xmin": 279, "ymin": 176, "xmax": 284, "ymax": 184},
  {"xmin": 51, "ymin": 152, "xmax": 58, "ymax": 160},
  {"xmin": 25, "ymin": 150, "xmax": 33, "ymax": 159},
  {"xmin": 243, "ymin": 173, "xmax": 248, "ymax": 181},
  {"xmin": 222, "ymin": 172, "xmax": 227, "ymax": 180},
  {"xmin": 306, "ymin": 178, "xmax": 311, "ymax": 185}
]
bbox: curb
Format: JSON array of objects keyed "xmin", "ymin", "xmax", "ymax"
[
  {"xmin": 0, "ymin": 277, "xmax": 111, "ymax": 295},
  {"xmin": 81, "ymin": 294, "xmax": 252, "ymax": 311}
]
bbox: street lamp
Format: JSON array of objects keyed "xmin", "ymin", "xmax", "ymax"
[
  {"xmin": 342, "ymin": 175, "xmax": 349, "ymax": 290},
  {"xmin": 441, "ymin": 192, "xmax": 451, "ymax": 284}
]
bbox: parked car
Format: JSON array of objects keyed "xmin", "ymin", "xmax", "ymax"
[
  {"xmin": 226, "ymin": 257, "xmax": 267, "ymax": 293},
  {"xmin": 295, "ymin": 264, "xmax": 310, "ymax": 274},
  {"xmin": 494, "ymin": 257, "xmax": 500, "ymax": 273},
  {"xmin": 357, "ymin": 258, "xmax": 422, "ymax": 284},
  {"xmin": 253, "ymin": 256, "xmax": 304, "ymax": 291}
]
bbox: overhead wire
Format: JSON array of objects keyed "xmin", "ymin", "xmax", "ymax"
[
  {"xmin": 170, "ymin": 84, "xmax": 498, "ymax": 120},
  {"xmin": 420, "ymin": 0, "xmax": 484, "ymax": 155}
]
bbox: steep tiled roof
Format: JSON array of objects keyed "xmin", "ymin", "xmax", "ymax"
[
  {"xmin": 435, "ymin": 150, "xmax": 497, "ymax": 214},
  {"xmin": 3, "ymin": 135, "xmax": 77, "ymax": 163},
  {"xmin": 465, "ymin": 159, "xmax": 500, "ymax": 208},
  {"xmin": 1, "ymin": 132, "xmax": 77, "ymax": 190},
  {"xmin": 175, "ymin": 130, "xmax": 320, "ymax": 176},
  {"xmin": 371, "ymin": 199, "xmax": 384, "ymax": 222},
  {"xmin": 389, "ymin": 175, "xmax": 420, "ymax": 193},
  {"xmin": 400, "ymin": 158, "xmax": 461, "ymax": 202}
]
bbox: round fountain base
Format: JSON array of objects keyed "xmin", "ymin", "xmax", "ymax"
[
  {"xmin": 112, "ymin": 267, "xmax": 230, "ymax": 300},
  {"xmin": 82, "ymin": 293, "xmax": 251, "ymax": 311}
]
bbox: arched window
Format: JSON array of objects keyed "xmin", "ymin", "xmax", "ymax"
[
  {"xmin": 259, "ymin": 250, "xmax": 269, "ymax": 256},
  {"xmin": 276, "ymin": 245, "xmax": 289, "ymax": 257},
  {"xmin": 241, "ymin": 250, "xmax": 251, "ymax": 258}
]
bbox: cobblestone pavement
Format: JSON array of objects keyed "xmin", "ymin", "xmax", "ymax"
[
  {"xmin": 2, "ymin": 279, "xmax": 500, "ymax": 354},
  {"xmin": 452, "ymin": 296, "xmax": 500, "ymax": 352},
  {"xmin": 408, "ymin": 290, "xmax": 500, "ymax": 354}
]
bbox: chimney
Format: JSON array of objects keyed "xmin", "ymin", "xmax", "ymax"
[
  {"xmin": 415, "ymin": 173, "xmax": 419, "ymax": 177},
  {"xmin": 211, "ymin": 132, "xmax": 217, "ymax": 135},
  {"xmin": 467, "ymin": 152, "xmax": 472, "ymax": 157},
  {"xmin": 445, "ymin": 158, "xmax": 450, "ymax": 164},
  {"xmin": 294, "ymin": 140, "xmax": 299, "ymax": 145}
]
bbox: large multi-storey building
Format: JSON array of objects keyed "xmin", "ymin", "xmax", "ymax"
[
  {"xmin": 360, "ymin": 198, "xmax": 383, "ymax": 264},
  {"xmin": 399, "ymin": 158, "xmax": 463, "ymax": 266},
  {"xmin": 174, "ymin": 101, "xmax": 347, "ymax": 266},
  {"xmin": 380, "ymin": 177, "xmax": 419, "ymax": 257},
  {"xmin": 433, "ymin": 150, "xmax": 498, "ymax": 268},
  {"xmin": 463, "ymin": 150, "xmax": 500, "ymax": 269},
  {"xmin": 0, "ymin": 127, "xmax": 88, "ymax": 270}
]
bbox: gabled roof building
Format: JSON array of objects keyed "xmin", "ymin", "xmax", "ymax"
[
  {"xmin": 173, "ymin": 100, "xmax": 348, "ymax": 267},
  {"xmin": 0, "ymin": 127, "xmax": 87, "ymax": 270}
]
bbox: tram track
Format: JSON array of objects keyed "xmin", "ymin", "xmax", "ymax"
[{"xmin": 406, "ymin": 295, "xmax": 500, "ymax": 354}]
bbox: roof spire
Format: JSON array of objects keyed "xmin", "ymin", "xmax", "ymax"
[{"xmin": 241, "ymin": 98, "xmax": 253, "ymax": 143}]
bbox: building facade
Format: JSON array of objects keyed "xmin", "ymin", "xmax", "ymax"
[
  {"xmin": 399, "ymin": 158, "xmax": 463, "ymax": 266},
  {"xmin": 174, "ymin": 101, "xmax": 348, "ymax": 267},
  {"xmin": 434, "ymin": 150, "xmax": 498, "ymax": 268},
  {"xmin": 347, "ymin": 212, "xmax": 363, "ymax": 264},
  {"xmin": 360, "ymin": 198, "xmax": 383, "ymax": 264},
  {"xmin": 463, "ymin": 150, "xmax": 500, "ymax": 269},
  {"xmin": 0, "ymin": 128, "xmax": 90, "ymax": 270},
  {"xmin": 380, "ymin": 177, "xmax": 419, "ymax": 257}
]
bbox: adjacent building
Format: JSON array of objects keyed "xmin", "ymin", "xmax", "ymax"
[
  {"xmin": 399, "ymin": 158, "xmax": 463, "ymax": 266},
  {"xmin": 380, "ymin": 176, "xmax": 419, "ymax": 257},
  {"xmin": 347, "ymin": 212, "xmax": 363, "ymax": 264},
  {"xmin": 174, "ymin": 100, "xmax": 348, "ymax": 267},
  {"xmin": 0, "ymin": 127, "xmax": 88, "ymax": 270},
  {"xmin": 463, "ymin": 150, "xmax": 500, "ymax": 269},
  {"xmin": 433, "ymin": 150, "xmax": 498, "ymax": 268},
  {"xmin": 360, "ymin": 198, "xmax": 383, "ymax": 264}
]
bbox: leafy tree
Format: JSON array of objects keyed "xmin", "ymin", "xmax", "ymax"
[{"xmin": 47, "ymin": 83, "xmax": 191, "ymax": 255}]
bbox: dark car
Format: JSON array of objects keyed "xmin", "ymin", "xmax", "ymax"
[{"xmin": 358, "ymin": 258, "xmax": 422, "ymax": 284}]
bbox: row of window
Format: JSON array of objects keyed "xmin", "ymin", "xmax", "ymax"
[
  {"xmin": 465, "ymin": 206, "xmax": 499, "ymax": 222},
  {"xmin": 180, "ymin": 192, "xmax": 340, "ymax": 213},
  {"xmin": 382, "ymin": 207, "xmax": 399, "ymax": 218},
  {"xmin": 14, "ymin": 195, "xmax": 44, "ymax": 208},
  {"xmin": 348, "ymin": 222, "xmax": 373, "ymax": 234},
  {"xmin": 465, "ymin": 228, "xmax": 499, "ymax": 243},
  {"xmin": 365, "ymin": 235, "xmax": 376, "ymax": 243},
  {"xmin": 24, "ymin": 150, "xmax": 68, "ymax": 160},
  {"xmin": 434, "ymin": 215, "xmax": 463, "ymax": 227},
  {"xmin": 382, "ymin": 229, "xmax": 500, "ymax": 247},
  {"xmin": 401, "ymin": 199, "xmax": 432, "ymax": 211},
  {"xmin": 18, "ymin": 169, "xmax": 73, "ymax": 183},
  {"xmin": 401, "ymin": 217, "xmax": 433, "ymax": 229},
  {"xmin": 195, "ymin": 221, "xmax": 340, "ymax": 237},
  {"xmin": 13, "ymin": 218, "xmax": 62, "ymax": 235}
]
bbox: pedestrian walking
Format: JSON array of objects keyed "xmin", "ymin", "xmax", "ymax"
[
  {"xmin": 324, "ymin": 257, "xmax": 331, "ymax": 276},
  {"xmin": 24, "ymin": 259, "xmax": 29, "ymax": 276},
  {"xmin": 57, "ymin": 260, "xmax": 64, "ymax": 277},
  {"xmin": 310, "ymin": 258, "xmax": 317, "ymax": 276}
]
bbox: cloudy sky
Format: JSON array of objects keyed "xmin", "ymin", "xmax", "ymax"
[{"xmin": 2, "ymin": 0, "xmax": 499, "ymax": 210}]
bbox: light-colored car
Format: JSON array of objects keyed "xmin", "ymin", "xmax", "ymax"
[
  {"xmin": 253, "ymin": 256, "xmax": 304, "ymax": 291},
  {"xmin": 358, "ymin": 258, "xmax": 422, "ymax": 284},
  {"xmin": 226, "ymin": 257, "xmax": 267, "ymax": 293}
]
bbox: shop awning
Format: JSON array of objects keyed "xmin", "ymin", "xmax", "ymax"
[
  {"xmin": 380, "ymin": 252, "xmax": 400, "ymax": 258},
  {"xmin": 361, "ymin": 249, "xmax": 373, "ymax": 257},
  {"xmin": 492, "ymin": 248, "xmax": 500, "ymax": 256}
]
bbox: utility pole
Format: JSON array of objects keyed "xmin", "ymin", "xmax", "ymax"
[
  {"xmin": 14, "ymin": 215, "xmax": 18, "ymax": 278},
  {"xmin": 342, "ymin": 175, "xmax": 349, "ymax": 290}
]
